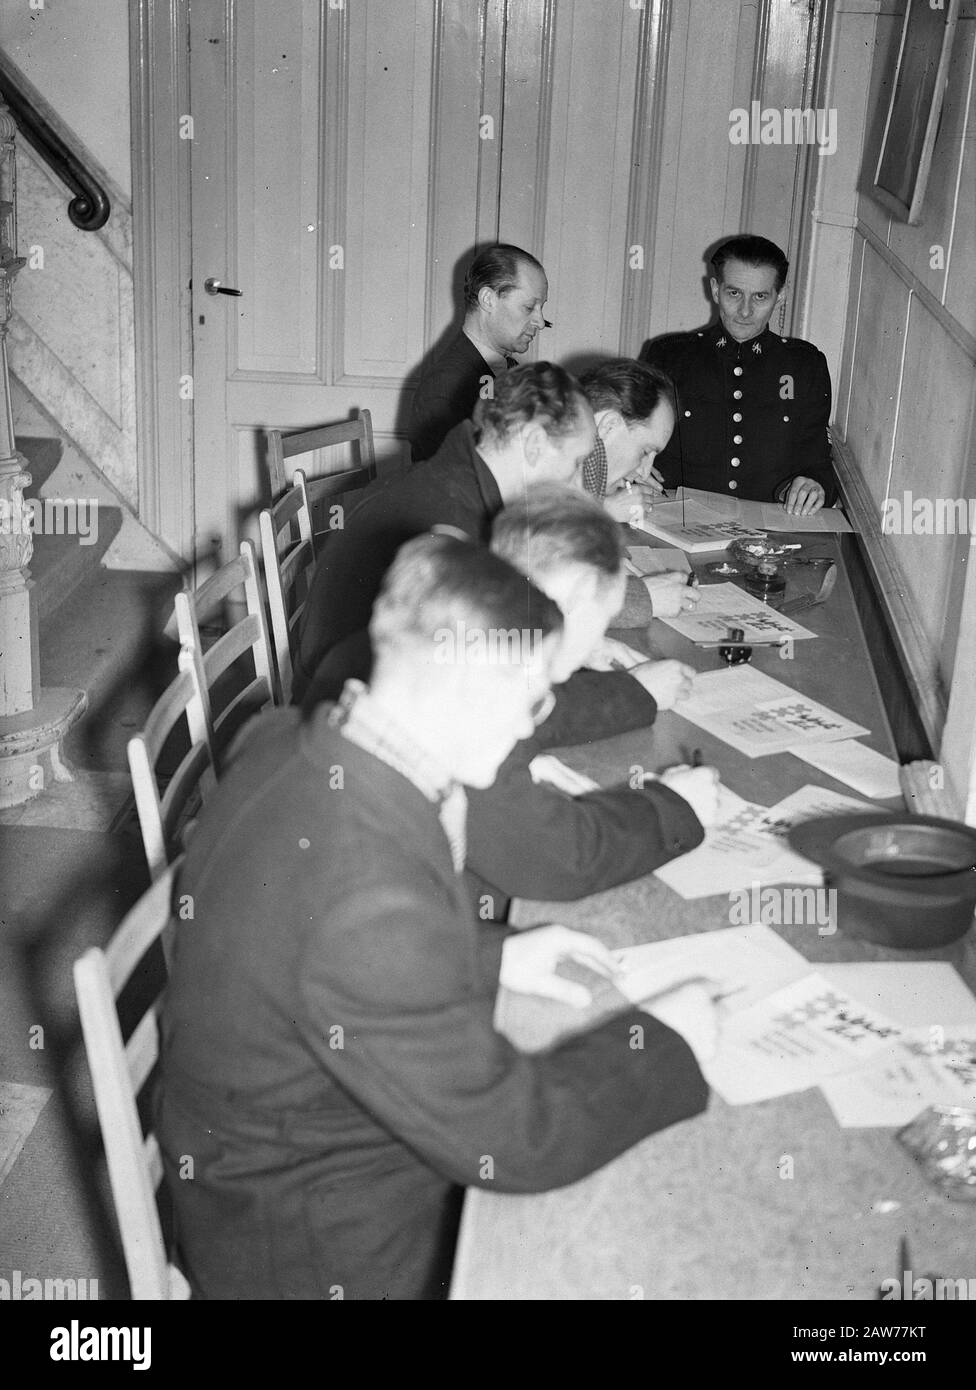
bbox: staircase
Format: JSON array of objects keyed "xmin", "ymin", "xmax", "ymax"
[{"xmin": 0, "ymin": 69, "xmax": 180, "ymax": 822}]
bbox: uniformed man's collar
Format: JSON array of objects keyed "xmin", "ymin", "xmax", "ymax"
[{"xmin": 708, "ymin": 322, "xmax": 772, "ymax": 356}]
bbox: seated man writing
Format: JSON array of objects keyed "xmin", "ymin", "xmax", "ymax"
[
  {"xmin": 639, "ymin": 235, "xmax": 837, "ymax": 515},
  {"xmin": 466, "ymin": 483, "xmax": 718, "ymax": 923},
  {"xmin": 407, "ymin": 242, "xmax": 549, "ymax": 463},
  {"xmin": 297, "ymin": 362, "xmax": 690, "ymax": 742},
  {"xmin": 576, "ymin": 356, "xmax": 702, "ymax": 628},
  {"xmin": 158, "ymin": 534, "xmax": 714, "ymax": 1300}
]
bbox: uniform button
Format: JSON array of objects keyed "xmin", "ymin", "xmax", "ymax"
[
  {"xmin": 731, "ymin": 457, "xmax": 740, "ymax": 466},
  {"xmin": 733, "ymin": 366, "xmax": 744, "ymax": 377},
  {"xmin": 733, "ymin": 389, "xmax": 743, "ymax": 400},
  {"xmin": 728, "ymin": 480, "xmax": 738, "ymax": 490},
  {"xmin": 733, "ymin": 435, "xmax": 743, "ymax": 444},
  {"xmin": 783, "ymin": 415, "xmax": 790, "ymax": 422},
  {"xmin": 684, "ymin": 410, "xmax": 692, "ymax": 418},
  {"xmin": 732, "ymin": 412, "xmax": 742, "ymax": 422}
]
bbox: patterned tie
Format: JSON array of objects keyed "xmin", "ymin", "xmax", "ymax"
[{"xmin": 582, "ymin": 437, "xmax": 608, "ymax": 498}]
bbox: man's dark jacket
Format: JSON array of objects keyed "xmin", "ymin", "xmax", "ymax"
[
  {"xmin": 157, "ymin": 706, "xmax": 709, "ymax": 1300},
  {"xmin": 640, "ymin": 321, "xmax": 837, "ymax": 503},
  {"xmin": 295, "ymin": 420, "xmax": 658, "ymax": 745},
  {"xmin": 407, "ymin": 330, "xmax": 497, "ymax": 462},
  {"xmin": 465, "ymin": 731, "xmax": 704, "ymax": 922}
]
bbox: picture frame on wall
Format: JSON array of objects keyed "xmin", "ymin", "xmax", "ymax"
[{"xmin": 872, "ymin": 0, "xmax": 961, "ymax": 225}]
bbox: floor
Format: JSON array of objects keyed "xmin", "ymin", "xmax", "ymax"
[{"xmin": 0, "ymin": 567, "xmax": 179, "ymax": 1300}]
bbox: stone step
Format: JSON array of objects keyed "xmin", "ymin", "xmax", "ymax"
[
  {"xmin": 40, "ymin": 566, "xmax": 181, "ymax": 775},
  {"xmin": 15, "ymin": 435, "xmax": 124, "ymax": 621}
]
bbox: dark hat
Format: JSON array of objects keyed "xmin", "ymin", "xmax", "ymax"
[{"xmin": 789, "ymin": 813, "xmax": 976, "ymax": 949}]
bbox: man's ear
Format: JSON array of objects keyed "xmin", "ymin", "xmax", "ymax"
[
  {"xmin": 709, "ymin": 276, "xmax": 721, "ymax": 305},
  {"xmin": 477, "ymin": 285, "xmax": 497, "ymax": 315},
  {"xmin": 519, "ymin": 420, "xmax": 545, "ymax": 467},
  {"xmin": 775, "ymin": 284, "xmax": 787, "ymax": 307},
  {"xmin": 596, "ymin": 408, "xmax": 623, "ymax": 442}
]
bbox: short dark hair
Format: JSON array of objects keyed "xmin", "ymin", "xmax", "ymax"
[
  {"xmin": 711, "ymin": 235, "xmax": 789, "ymax": 292},
  {"xmin": 578, "ymin": 357, "xmax": 675, "ymax": 424},
  {"xmin": 473, "ymin": 361, "xmax": 590, "ymax": 448},
  {"xmin": 491, "ymin": 484, "xmax": 624, "ymax": 590},
  {"xmin": 463, "ymin": 243, "xmax": 545, "ymax": 309},
  {"xmin": 371, "ymin": 531, "xmax": 563, "ymax": 659}
]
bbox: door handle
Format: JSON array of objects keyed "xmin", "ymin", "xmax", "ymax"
[{"xmin": 204, "ymin": 278, "xmax": 243, "ymax": 297}]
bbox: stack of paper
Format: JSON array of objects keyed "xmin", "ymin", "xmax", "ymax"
[
  {"xmin": 703, "ymin": 973, "xmax": 905, "ymax": 1105},
  {"xmin": 654, "ymin": 783, "xmax": 877, "ymax": 900},
  {"xmin": 636, "ymin": 498, "xmax": 763, "ymax": 552},
  {"xmin": 657, "ymin": 582, "xmax": 817, "ymax": 646},
  {"xmin": 612, "ymin": 932, "xmax": 976, "ymax": 1121},
  {"xmin": 673, "ymin": 485, "xmax": 854, "ymax": 535},
  {"xmin": 612, "ymin": 924, "xmax": 810, "ymax": 1014},
  {"xmin": 675, "ymin": 665, "xmax": 869, "ymax": 757},
  {"xmin": 792, "ymin": 740, "xmax": 902, "ymax": 800}
]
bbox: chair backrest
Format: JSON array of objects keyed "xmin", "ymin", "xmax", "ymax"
[
  {"xmin": 258, "ymin": 470, "xmax": 315, "ymax": 705},
  {"xmin": 73, "ymin": 862, "xmax": 191, "ymax": 1300},
  {"xmin": 175, "ymin": 540, "xmax": 277, "ymax": 760},
  {"xmin": 266, "ymin": 408, "xmax": 376, "ymax": 504},
  {"xmin": 126, "ymin": 645, "xmax": 216, "ymax": 882}
]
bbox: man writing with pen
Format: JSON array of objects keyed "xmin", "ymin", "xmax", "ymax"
[{"xmin": 575, "ymin": 358, "xmax": 704, "ymax": 631}]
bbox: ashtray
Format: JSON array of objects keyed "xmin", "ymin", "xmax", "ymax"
[
  {"xmin": 897, "ymin": 1105, "xmax": 976, "ymax": 1201},
  {"xmin": 728, "ymin": 534, "xmax": 803, "ymax": 570}
]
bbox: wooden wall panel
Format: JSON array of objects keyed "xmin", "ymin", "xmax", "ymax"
[
  {"xmin": 540, "ymin": 0, "xmax": 644, "ymax": 363},
  {"xmin": 342, "ymin": 2, "xmax": 435, "ymax": 379},
  {"xmin": 234, "ymin": 2, "xmax": 322, "ymax": 378},
  {"xmin": 423, "ymin": 0, "xmax": 503, "ymax": 352},
  {"xmin": 843, "ymin": 239, "xmax": 908, "ymax": 496},
  {"xmin": 496, "ymin": 0, "xmax": 555, "ymax": 264},
  {"xmin": 942, "ymin": 15, "xmax": 976, "ymax": 339},
  {"xmin": 886, "ymin": 297, "xmax": 975, "ymax": 689}
]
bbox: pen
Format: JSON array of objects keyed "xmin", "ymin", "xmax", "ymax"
[
  {"xmin": 686, "ymin": 569, "xmax": 697, "ymax": 587},
  {"xmin": 637, "ymin": 974, "xmax": 747, "ymax": 1006}
]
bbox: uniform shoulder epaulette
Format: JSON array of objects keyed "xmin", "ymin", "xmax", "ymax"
[{"xmin": 775, "ymin": 332, "xmax": 822, "ymax": 358}]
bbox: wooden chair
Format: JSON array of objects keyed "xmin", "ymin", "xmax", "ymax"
[
  {"xmin": 259, "ymin": 470, "xmax": 316, "ymax": 705},
  {"xmin": 126, "ymin": 645, "xmax": 216, "ymax": 882},
  {"xmin": 73, "ymin": 863, "xmax": 192, "ymax": 1300},
  {"xmin": 175, "ymin": 539, "xmax": 277, "ymax": 759},
  {"xmin": 265, "ymin": 405, "xmax": 375, "ymax": 500},
  {"xmin": 266, "ymin": 405, "xmax": 378, "ymax": 536}
]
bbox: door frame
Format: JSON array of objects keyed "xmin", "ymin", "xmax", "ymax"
[{"xmin": 130, "ymin": 0, "xmax": 194, "ymax": 563}]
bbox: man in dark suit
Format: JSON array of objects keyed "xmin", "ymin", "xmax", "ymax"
[
  {"xmin": 640, "ymin": 235, "xmax": 837, "ymax": 514},
  {"xmin": 296, "ymin": 362, "xmax": 696, "ymax": 743},
  {"xmin": 466, "ymin": 484, "xmax": 716, "ymax": 923},
  {"xmin": 158, "ymin": 533, "xmax": 713, "ymax": 1299},
  {"xmin": 407, "ymin": 243, "xmax": 549, "ymax": 462}
]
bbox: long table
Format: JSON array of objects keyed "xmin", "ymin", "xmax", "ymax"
[{"xmin": 450, "ymin": 533, "xmax": 976, "ymax": 1301}]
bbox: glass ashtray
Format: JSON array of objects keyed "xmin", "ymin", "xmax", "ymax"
[
  {"xmin": 897, "ymin": 1104, "xmax": 976, "ymax": 1201},
  {"xmin": 727, "ymin": 535, "xmax": 803, "ymax": 569}
]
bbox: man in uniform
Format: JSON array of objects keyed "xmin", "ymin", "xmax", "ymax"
[{"xmin": 639, "ymin": 235, "xmax": 837, "ymax": 515}]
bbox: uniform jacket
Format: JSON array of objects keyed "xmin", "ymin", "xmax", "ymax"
[
  {"xmin": 157, "ymin": 706, "xmax": 709, "ymax": 1300},
  {"xmin": 640, "ymin": 321, "xmax": 837, "ymax": 504}
]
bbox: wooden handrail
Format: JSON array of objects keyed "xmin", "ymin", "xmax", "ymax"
[{"xmin": 0, "ymin": 54, "xmax": 109, "ymax": 232}]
